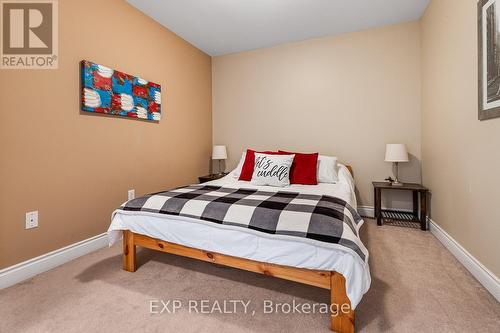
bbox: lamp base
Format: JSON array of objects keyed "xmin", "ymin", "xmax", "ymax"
[
  {"xmin": 216, "ymin": 159, "xmax": 225, "ymax": 176},
  {"xmin": 391, "ymin": 162, "xmax": 404, "ymax": 186}
]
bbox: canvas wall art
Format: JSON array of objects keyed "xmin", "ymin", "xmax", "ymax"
[
  {"xmin": 80, "ymin": 60, "xmax": 161, "ymax": 121},
  {"xmin": 479, "ymin": 0, "xmax": 500, "ymax": 120}
]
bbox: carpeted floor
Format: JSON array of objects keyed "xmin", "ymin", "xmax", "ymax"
[{"xmin": 1, "ymin": 219, "xmax": 499, "ymax": 332}]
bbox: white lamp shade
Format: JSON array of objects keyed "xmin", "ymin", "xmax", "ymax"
[
  {"xmin": 212, "ymin": 145, "xmax": 227, "ymax": 160},
  {"xmin": 385, "ymin": 144, "xmax": 409, "ymax": 162}
]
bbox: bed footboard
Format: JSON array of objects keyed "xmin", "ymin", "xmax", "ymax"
[{"xmin": 122, "ymin": 230, "xmax": 354, "ymax": 333}]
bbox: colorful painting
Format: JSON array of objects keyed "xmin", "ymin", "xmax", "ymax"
[{"xmin": 80, "ymin": 60, "xmax": 161, "ymax": 121}]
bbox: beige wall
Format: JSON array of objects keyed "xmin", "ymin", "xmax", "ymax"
[
  {"xmin": 213, "ymin": 22, "xmax": 422, "ymax": 208},
  {"xmin": 421, "ymin": 0, "xmax": 500, "ymax": 276},
  {"xmin": 0, "ymin": 0, "xmax": 212, "ymax": 269}
]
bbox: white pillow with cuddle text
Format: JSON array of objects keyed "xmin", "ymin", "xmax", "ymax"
[{"xmin": 250, "ymin": 153, "xmax": 295, "ymax": 187}]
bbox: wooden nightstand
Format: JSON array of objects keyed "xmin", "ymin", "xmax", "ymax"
[
  {"xmin": 372, "ymin": 181, "xmax": 429, "ymax": 230},
  {"xmin": 198, "ymin": 173, "xmax": 228, "ymax": 184}
]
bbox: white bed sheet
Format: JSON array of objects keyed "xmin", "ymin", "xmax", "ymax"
[{"xmin": 108, "ymin": 165, "xmax": 371, "ymax": 308}]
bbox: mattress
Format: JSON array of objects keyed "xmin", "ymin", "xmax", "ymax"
[{"xmin": 108, "ymin": 165, "xmax": 371, "ymax": 308}]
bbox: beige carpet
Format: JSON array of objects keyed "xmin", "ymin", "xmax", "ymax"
[{"xmin": 1, "ymin": 219, "xmax": 499, "ymax": 332}]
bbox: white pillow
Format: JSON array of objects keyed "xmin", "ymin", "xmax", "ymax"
[
  {"xmin": 232, "ymin": 152, "xmax": 247, "ymax": 179},
  {"xmin": 317, "ymin": 155, "xmax": 339, "ymax": 183},
  {"xmin": 251, "ymin": 153, "xmax": 295, "ymax": 187}
]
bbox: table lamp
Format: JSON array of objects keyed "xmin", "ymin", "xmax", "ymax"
[
  {"xmin": 385, "ymin": 144, "xmax": 409, "ymax": 186},
  {"xmin": 212, "ymin": 145, "xmax": 227, "ymax": 175}
]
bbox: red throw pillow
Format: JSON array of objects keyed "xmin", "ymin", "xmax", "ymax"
[
  {"xmin": 278, "ymin": 151, "xmax": 319, "ymax": 185},
  {"xmin": 239, "ymin": 149, "xmax": 286, "ymax": 181}
]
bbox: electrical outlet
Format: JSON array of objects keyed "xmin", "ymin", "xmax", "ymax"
[
  {"xmin": 26, "ymin": 211, "xmax": 38, "ymax": 229},
  {"xmin": 128, "ymin": 189, "xmax": 135, "ymax": 200}
]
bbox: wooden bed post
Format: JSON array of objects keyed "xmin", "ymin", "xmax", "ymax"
[
  {"xmin": 330, "ymin": 272, "xmax": 355, "ymax": 333},
  {"xmin": 123, "ymin": 230, "xmax": 136, "ymax": 272}
]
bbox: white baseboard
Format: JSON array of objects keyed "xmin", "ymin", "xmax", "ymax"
[
  {"xmin": 357, "ymin": 205, "xmax": 412, "ymax": 218},
  {"xmin": 0, "ymin": 233, "xmax": 108, "ymax": 290},
  {"xmin": 357, "ymin": 205, "xmax": 499, "ymax": 302},
  {"xmin": 428, "ymin": 219, "xmax": 500, "ymax": 302},
  {"xmin": 358, "ymin": 205, "xmax": 375, "ymax": 218}
]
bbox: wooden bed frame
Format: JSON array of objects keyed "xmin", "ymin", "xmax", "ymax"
[{"xmin": 122, "ymin": 165, "xmax": 356, "ymax": 333}]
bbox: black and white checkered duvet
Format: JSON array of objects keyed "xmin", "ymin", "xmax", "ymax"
[{"xmin": 117, "ymin": 185, "xmax": 368, "ymax": 263}]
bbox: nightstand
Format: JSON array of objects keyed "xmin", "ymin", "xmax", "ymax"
[
  {"xmin": 199, "ymin": 173, "xmax": 228, "ymax": 184},
  {"xmin": 372, "ymin": 181, "xmax": 429, "ymax": 230}
]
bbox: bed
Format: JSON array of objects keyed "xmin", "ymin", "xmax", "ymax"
[{"xmin": 108, "ymin": 164, "xmax": 371, "ymax": 333}]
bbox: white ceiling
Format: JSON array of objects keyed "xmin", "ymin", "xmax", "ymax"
[{"xmin": 127, "ymin": 0, "xmax": 430, "ymax": 56}]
